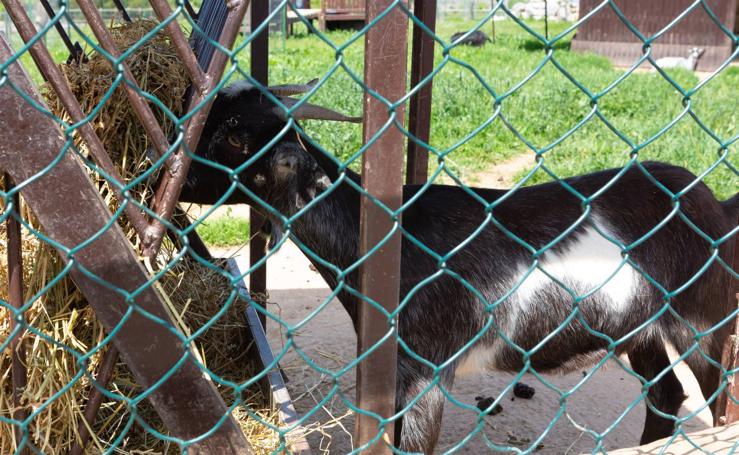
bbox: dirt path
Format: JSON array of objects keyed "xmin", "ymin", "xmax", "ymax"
[{"xmin": 469, "ymin": 152, "xmax": 537, "ymax": 188}]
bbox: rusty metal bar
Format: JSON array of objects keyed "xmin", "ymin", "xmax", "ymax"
[
  {"xmin": 251, "ymin": 0, "xmax": 269, "ymax": 85},
  {"xmin": 249, "ymin": 0, "xmax": 269, "ymax": 327},
  {"xmin": 406, "ymin": 0, "xmax": 436, "ymax": 185},
  {"xmin": 4, "ymin": 174, "xmax": 29, "ymax": 455},
  {"xmin": 75, "ymin": 0, "xmax": 173, "ymax": 162},
  {"xmin": 0, "ymin": 37, "xmax": 253, "ymax": 453},
  {"xmin": 142, "ymin": 0, "xmax": 252, "ymax": 259},
  {"xmin": 148, "ymin": 0, "xmax": 207, "ymax": 90},
  {"xmin": 1, "ymin": 0, "xmax": 150, "ymax": 239},
  {"xmin": 69, "ymin": 346, "xmax": 120, "ymax": 455},
  {"xmin": 718, "ymin": 321, "xmax": 739, "ymax": 425},
  {"xmin": 355, "ymin": 1, "xmax": 408, "ymax": 452}
]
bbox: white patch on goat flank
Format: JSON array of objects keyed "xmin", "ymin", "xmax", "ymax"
[
  {"xmin": 456, "ymin": 224, "xmax": 641, "ymax": 377},
  {"xmin": 514, "ymin": 225, "xmax": 638, "ymax": 314},
  {"xmin": 221, "ymin": 80, "xmax": 254, "ymax": 97}
]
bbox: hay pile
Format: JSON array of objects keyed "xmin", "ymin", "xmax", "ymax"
[
  {"xmin": 45, "ymin": 19, "xmax": 190, "ymax": 163},
  {"xmin": 0, "ymin": 20, "xmax": 282, "ymax": 454}
]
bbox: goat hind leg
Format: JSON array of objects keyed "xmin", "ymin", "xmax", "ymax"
[
  {"xmin": 394, "ymin": 365, "xmax": 449, "ymax": 454},
  {"xmin": 628, "ymin": 342, "xmax": 686, "ymax": 444},
  {"xmin": 677, "ymin": 328, "xmax": 730, "ymax": 425}
]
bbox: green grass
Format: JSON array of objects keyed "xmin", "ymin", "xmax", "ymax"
[
  {"xmin": 196, "ymin": 215, "xmax": 250, "ymax": 247},
  {"xmin": 14, "ymin": 13, "xmax": 736, "ymax": 202},
  {"xmin": 232, "ymin": 16, "xmax": 737, "ymax": 199}
]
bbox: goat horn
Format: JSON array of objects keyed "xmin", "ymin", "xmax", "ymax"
[
  {"xmin": 275, "ymin": 97, "xmax": 362, "ymax": 123},
  {"xmin": 268, "ymin": 78, "xmax": 319, "ymax": 96}
]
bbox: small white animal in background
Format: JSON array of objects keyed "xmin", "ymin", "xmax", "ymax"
[{"xmin": 654, "ymin": 47, "xmax": 705, "ymax": 71}]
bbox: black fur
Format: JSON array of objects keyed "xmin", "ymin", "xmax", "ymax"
[
  {"xmin": 180, "ymin": 82, "xmax": 328, "ymax": 215},
  {"xmin": 289, "ymin": 154, "xmax": 736, "ymax": 451}
]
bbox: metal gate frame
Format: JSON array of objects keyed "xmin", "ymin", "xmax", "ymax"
[{"xmin": 3, "ymin": 0, "xmax": 738, "ymax": 453}]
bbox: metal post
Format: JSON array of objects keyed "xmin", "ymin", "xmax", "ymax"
[
  {"xmin": 491, "ymin": 0, "xmax": 496, "ymax": 43},
  {"xmin": 716, "ymin": 232, "xmax": 739, "ymax": 426},
  {"xmin": 69, "ymin": 347, "xmax": 119, "ymax": 455},
  {"xmin": 249, "ymin": 0, "xmax": 269, "ymax": 328},
  {"xmin": 406, "ymin": 0, "xmax": 436, "ymax": 185},
  {"xmin": 4, "ymin": 174, "xmax": 29, "ymax": 455},
  {"xmin": 356, "ymin": 0, "xmax": 408, "ymax": 452}
]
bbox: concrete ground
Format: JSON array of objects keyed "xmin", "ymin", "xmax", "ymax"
[{"xmin": 225, "ymin": 242, "xmax": 714, "ymax": 455}]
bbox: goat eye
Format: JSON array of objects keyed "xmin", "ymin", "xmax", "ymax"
[{"xmin": 227, "ymin": 136, "xmax": 242, "ymax": 148}]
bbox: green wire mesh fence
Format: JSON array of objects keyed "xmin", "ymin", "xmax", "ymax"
[{"xmin": 1, "ymin": 0, "xmax": 738, "ymax": 453}]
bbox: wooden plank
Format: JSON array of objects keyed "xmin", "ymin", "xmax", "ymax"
[
  {"xmin": 572, "ymin": 0, "xmax": 737, "ymax": 71},
  {"xmin": 0, "ymin": 34, "xmax": 252, "ymax": 454},
  {"xmin": 715, "ymin": 234, "xmax": 739, "ymax": 425},
  {"xmin": 718, "ymin": 331, "xmax": 739, "ymax": 425},
  {"xmin": 603, "ymin": 421, "xmax": 739, "ymax": 455},
  {"xmin": 287, "ymin": 8, "xmax": 322, "ymax": 20}
]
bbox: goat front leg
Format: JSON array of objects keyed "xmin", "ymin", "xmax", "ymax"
[{"xmin": 394, "ymin": 359, "xmax": 452, "ymax": 454}]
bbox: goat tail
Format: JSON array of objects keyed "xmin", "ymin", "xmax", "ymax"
[{"xmin": 721, "ymin": 192, "xmax": 739, "ymax": 220}]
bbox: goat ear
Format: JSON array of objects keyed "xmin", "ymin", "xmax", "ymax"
[
  {"xmin": 275, "ymin": 97, "xmax": 362, "ymax": 123},
  {"xmin": 268, "ymin": 78, "xmax": 319, "ymax": 97}
]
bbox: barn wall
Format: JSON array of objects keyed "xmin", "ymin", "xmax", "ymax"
[{"xmin": 572, "ymin": 0, "xmax": 738, "ymax": 71}]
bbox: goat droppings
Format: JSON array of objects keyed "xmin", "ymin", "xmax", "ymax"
[
  {"xmin": 475, "ymin": 396, "xmax": 503, "ymax": 415},
  {"xmin": 513, "ymin": 382, "xmax": 535, "ymax": 399}
]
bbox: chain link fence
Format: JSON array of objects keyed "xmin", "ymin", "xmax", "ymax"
[{"xmin": 1, "ymin": 0, "xmax": 737, "ymax": 454}]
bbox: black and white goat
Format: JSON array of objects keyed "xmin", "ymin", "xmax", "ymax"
[{"xmin": 182, "ymin": 81, "xmax": 738, "ymax": 453}]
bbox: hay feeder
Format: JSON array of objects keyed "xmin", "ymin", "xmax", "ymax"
[{"xmin": 0, "ymin": 8, "xmax": 310, "ymax": 455}]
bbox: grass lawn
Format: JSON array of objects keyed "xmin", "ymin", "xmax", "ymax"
[
  {"xmin": 10, "ymin": 12, "xmax": 736, "ymax": 245},
  {"xmin": 196, "ymin": 213, "xmax": 250, "ymax": 247}
]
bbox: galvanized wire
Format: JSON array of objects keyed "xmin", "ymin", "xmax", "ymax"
[{"xmin": 1, "ymin": 0, "xmax": 738, "ymax": 454}]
